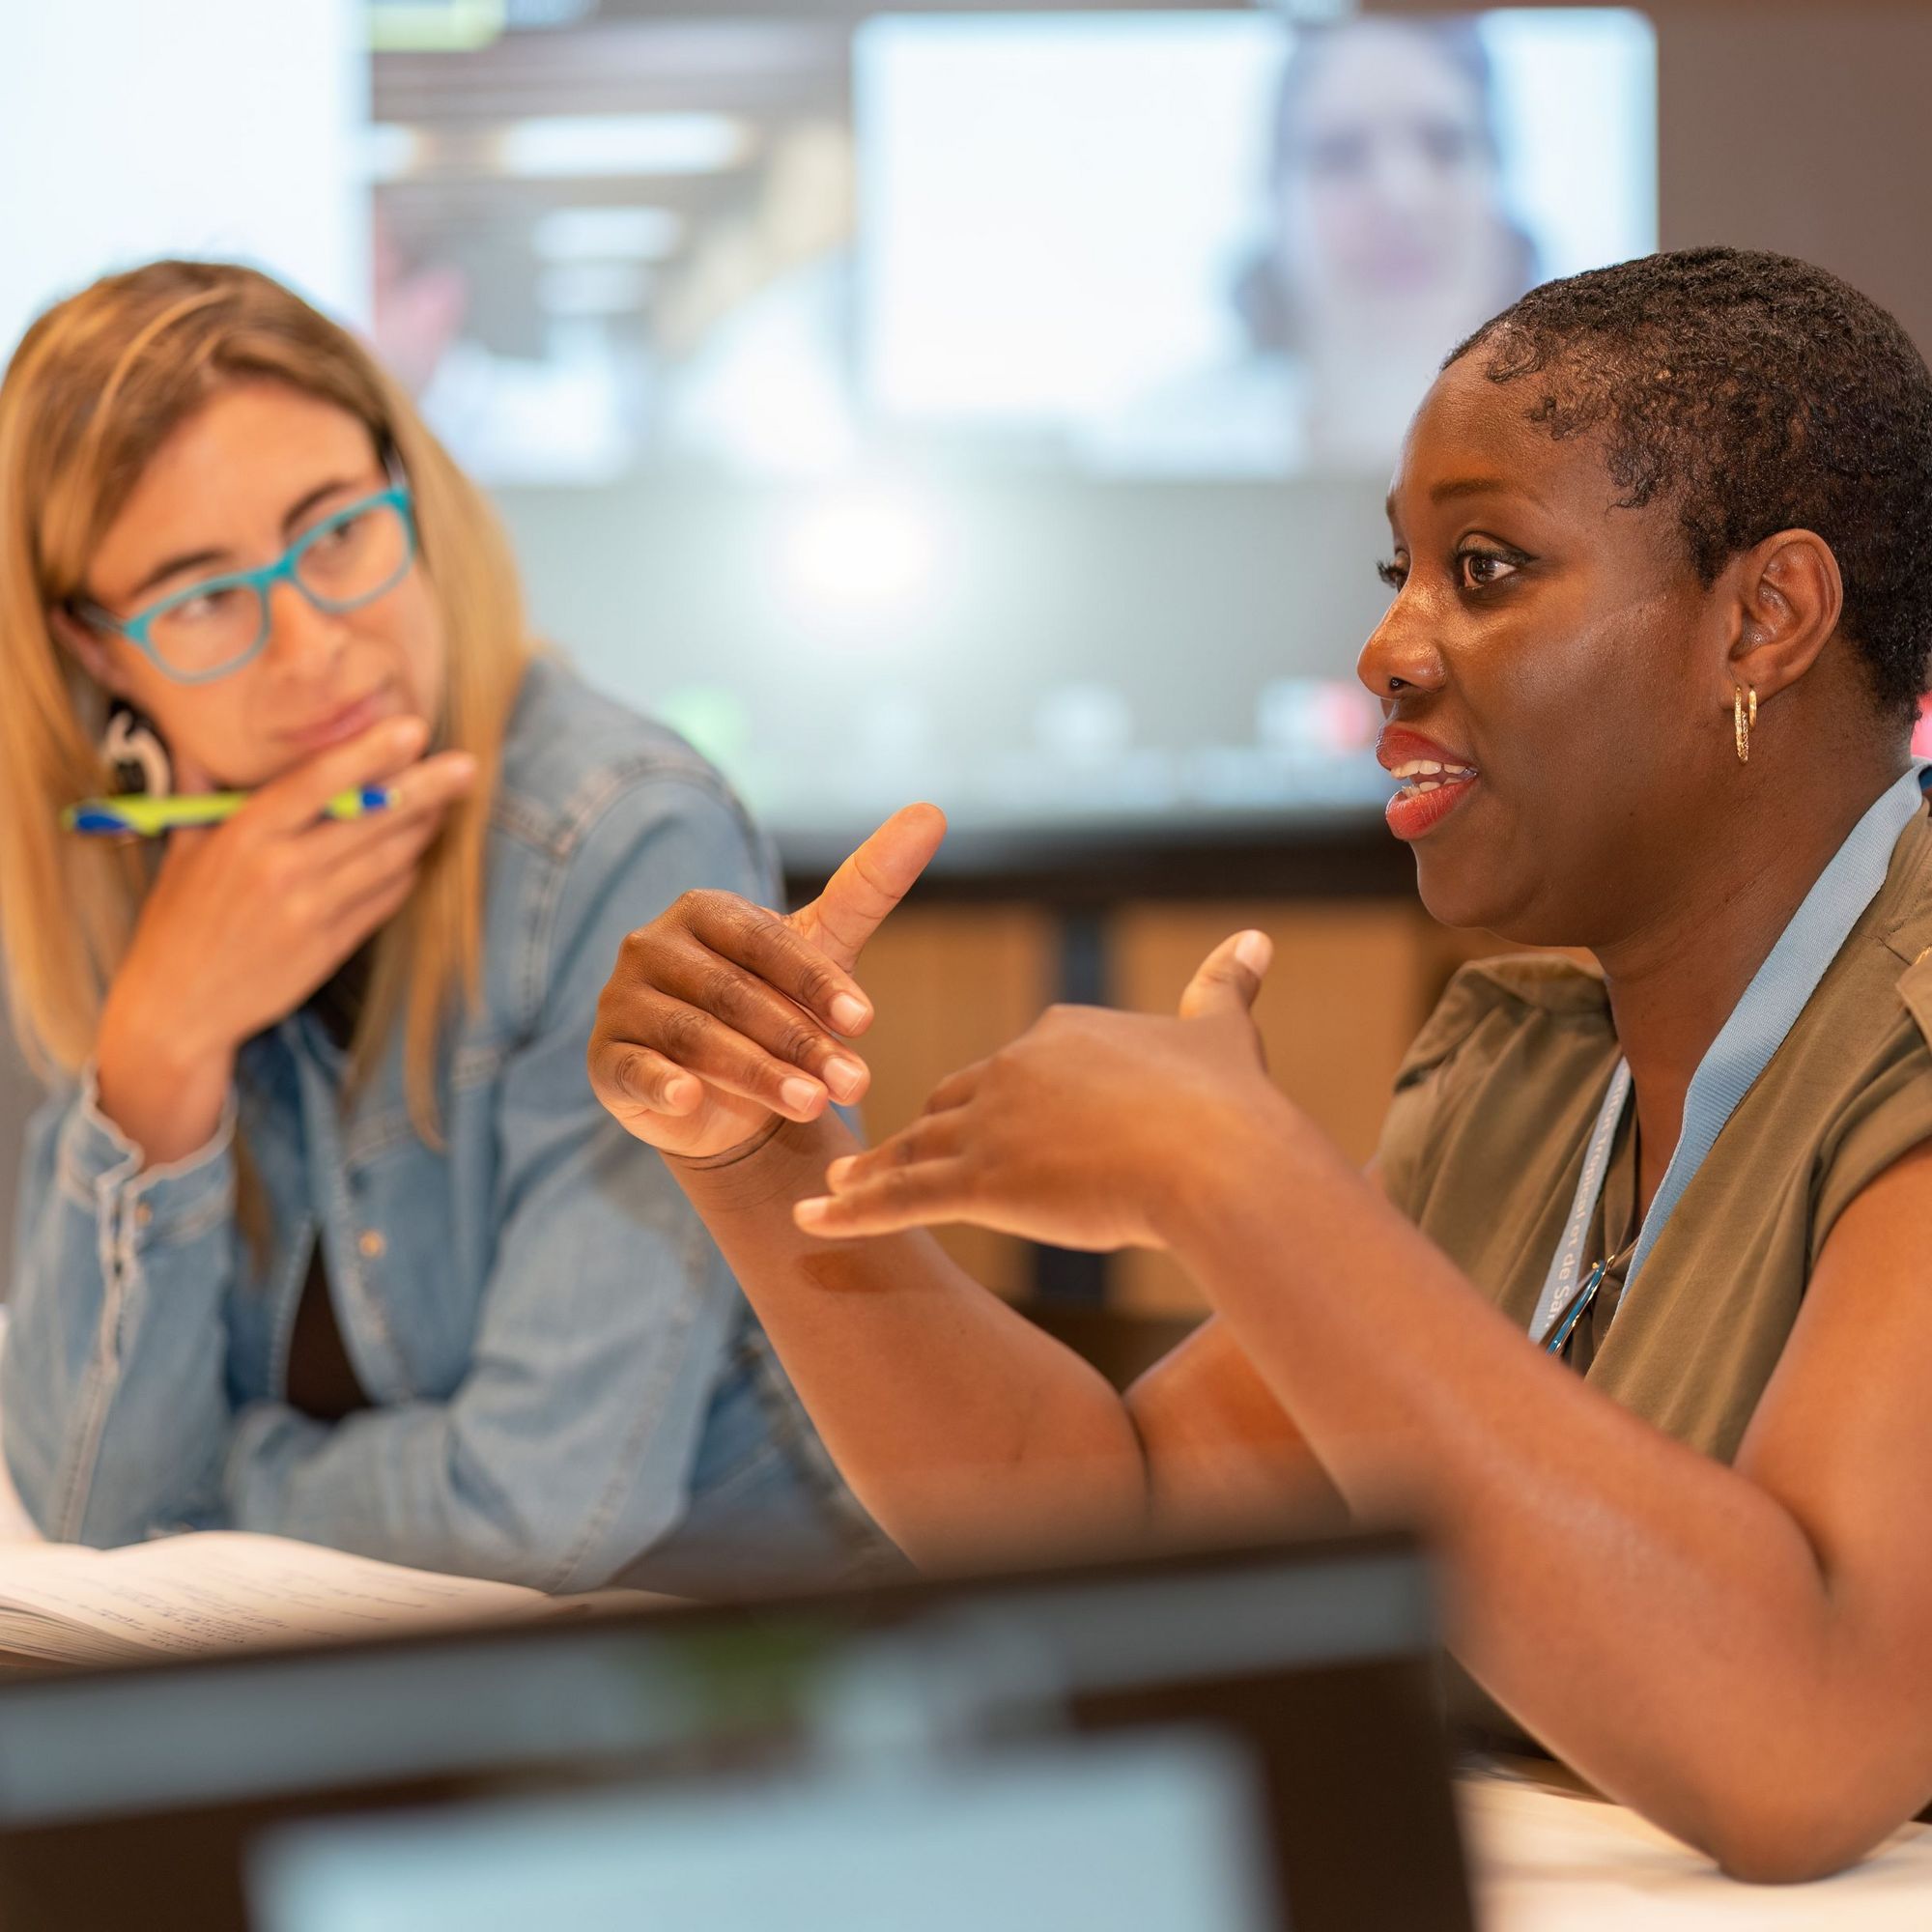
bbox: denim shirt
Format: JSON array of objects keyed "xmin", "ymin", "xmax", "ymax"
[{"xmin": 1, "ymin": 659, "xmax": 879, "ymax": 1593}]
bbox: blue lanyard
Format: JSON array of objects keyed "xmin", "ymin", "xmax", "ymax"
[{"xmin": 1529, "ymin": 764, "xmax": 1930, "ymax": 1346}]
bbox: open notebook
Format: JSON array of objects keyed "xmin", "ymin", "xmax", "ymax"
[{"xmin": 0, "ymin": 1532, "xmax": 630, "ymax": 1669}]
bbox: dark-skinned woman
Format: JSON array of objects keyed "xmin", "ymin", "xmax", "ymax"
[{"xmin": 587, "ymin": 248, "xmax": 1932, "ymax": 1880}]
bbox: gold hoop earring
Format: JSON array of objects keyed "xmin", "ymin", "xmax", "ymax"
[{"xmin": 1734, "ymin": 684, "xmax": 1757, "ymax": 764}]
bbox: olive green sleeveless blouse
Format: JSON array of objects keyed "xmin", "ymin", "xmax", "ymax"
[{"xmin": 1378, "ymin": 804, "xmax": 1932, "ymax": 1464}]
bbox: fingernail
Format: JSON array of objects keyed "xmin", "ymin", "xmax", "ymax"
[
  {"xmin": 825, "ymin": 1155, "xmax": 856, "ymax": 1187},
  {"xmin": 825, "ymin": 1056, "xmax": 866, "ymax": 1101},
  {"xmin": 444, "ymin": 752, "xmax": 478, "ymax": 781},
  {"xmin": 781, "ymin": 1077, "xmax": 822, "ymax": 1116},
  {"xmin": 394, "ymin": 715, "xmax": 429, "ymax": 747},
  {"xmin": 795, "ymin": 1197, "xmax": 829, "ymax": 1228},
  {"xmin": 665, "ymin": 1075, "xmax": 698, "ymax": 1112},
  {"xmin": 1235, "ymin": 930, "xmax": 1272, "ymax": 975},
  {"xmin": 830, "ymin": 992, "xmax": 869, "ymax": 1033}
]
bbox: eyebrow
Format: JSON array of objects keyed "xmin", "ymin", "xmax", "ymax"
[
  {"xmin": 123, "ymin": 476, "xmax": 368, "ymax": 602},
  {"xmin": 1383, "ymin": 474, "xmax": 1539, "ymax": 525},
  {"xmin": 1429, "ymin": 474, "xmax": 1526, "ymax": 505}
]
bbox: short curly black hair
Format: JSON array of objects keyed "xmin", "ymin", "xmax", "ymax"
[{"xmin": 1448, "ymin": 246, "xmax": 1932, "ymax": 725}]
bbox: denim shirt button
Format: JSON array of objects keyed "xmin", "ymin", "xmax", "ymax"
[{"xmin": 356, "ymin": 1228, "xmax": 386, "ymax": 1260}]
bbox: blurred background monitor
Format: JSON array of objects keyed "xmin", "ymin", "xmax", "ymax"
[
  {"xmin": 367, "ymin": 5, "xmax": 1656, "ymax": 846},
  {"xmin": 0, "ymin": 2, "xmax": 1659, "ymax": 854},
  {"xmin": 251, "ymin": 1734, "xmax": 1277, "ymax": 1932},
  {"xmin": 0, "ymin": 1528, "xmax": 1472, "ymax": 1932},
  {"xmin": 370, "ymin": 7, "xmax": 1656, "ymax": 488}
]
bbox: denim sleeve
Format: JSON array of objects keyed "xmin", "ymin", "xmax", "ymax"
[
  {"xmin": 220, "ymin": 773, "xmax": 770, "ymax": 1590},
  {"xmin": 1, "ymin": 1072, "xmax": 240, "ymax": 1544}
]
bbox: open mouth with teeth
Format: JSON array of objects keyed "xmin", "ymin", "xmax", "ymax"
[{"xmin": 1387, "ymin": 757, "xmax": 1479, "ymax": 799}]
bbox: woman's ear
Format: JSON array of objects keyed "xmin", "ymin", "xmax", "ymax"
[
  {"xmin": 1725, "ymin": 528, "xmax": 1843, "ymax": 703},
  {"xmin": 46, "ymin": 605, "xmax": 129, "ymax": 698}
]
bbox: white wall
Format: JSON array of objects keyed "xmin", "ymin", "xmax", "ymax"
[{"xmin": 0, "ymin": 0, "xmax": 367, "ymax": 355}]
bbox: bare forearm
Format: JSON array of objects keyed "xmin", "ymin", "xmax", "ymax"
[
  {"xmin": 669, "ymin": 1118, "xmax": 1149, "ymax": 1566},
  {"xmin": 1171, "ymin": 1098, "xmax": 1893, "ymax": 1877}
]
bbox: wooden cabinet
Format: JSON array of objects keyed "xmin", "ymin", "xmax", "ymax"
[{"xmin": 853, "ymin": 906, "xmax": 1057, "ymax": 1299}]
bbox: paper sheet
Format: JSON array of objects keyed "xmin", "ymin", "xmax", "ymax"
[
  {"xmin": 1462, "ymin": 1776, "xmax": 1932, "ymax": 1930},
  {"xmin": 0, "ymin": 1533, "xmax": 557, "ymax": 1663}
]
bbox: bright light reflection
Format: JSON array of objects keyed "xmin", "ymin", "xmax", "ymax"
[
  {"xmin": 781, "ymin": 492, "xmax": 941, "ymax": 621},
  {"xmin": 497, "ymin": 115, "xmax": 749, "ymax": 179},
  {"xmin": 533, "ymin": 206, "xmax": 684, "ymax": 261}
]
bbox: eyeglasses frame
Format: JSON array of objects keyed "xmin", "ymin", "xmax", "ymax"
[{"xmin": 71, "ymin": 485, "xmax": 418, "ymax": 687}]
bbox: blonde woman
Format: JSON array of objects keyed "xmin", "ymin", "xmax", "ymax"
[{"xmin": 0, "ymin": 260, "xmax": 876, "ymax": 1593}]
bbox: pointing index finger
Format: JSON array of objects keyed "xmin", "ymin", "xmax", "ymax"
[{"xmin": 795, "ymin": 802, "xmax": 946, "ymax": 973}]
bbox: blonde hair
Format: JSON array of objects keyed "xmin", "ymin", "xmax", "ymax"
[{"xmin": 0, "ymin": 260, "xmax": 532, "ymax": 1143}]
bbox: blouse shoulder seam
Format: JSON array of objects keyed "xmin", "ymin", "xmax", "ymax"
[
  {"xmin": 1893, "ymin": 947, "xmax": 1932, "ymax": 1054},
  {"xmin": 1441, "ymin": 952, "xmax": 1608, "ymax": 1014},
  {"xmin": 1395, "ymin": 953, "xmax": 1607, "ymax": 1096}
]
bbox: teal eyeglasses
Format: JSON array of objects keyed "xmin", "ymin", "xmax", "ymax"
[{"xmin": 73, "ymin": 486, "xmax": 417, "ymax": 685}]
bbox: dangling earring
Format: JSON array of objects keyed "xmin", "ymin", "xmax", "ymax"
[
  {"xmin": 1734, "ymin": 684, "xmax": 1757, "ymax": 765},
  {"xmin": 99, "ymin": 701, "xmax": 173, "ymax": 799}
]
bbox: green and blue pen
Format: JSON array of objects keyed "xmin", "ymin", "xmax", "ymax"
[{"xmin": 61, "ymin": 786, "xmax": 396, "ymax": 838}]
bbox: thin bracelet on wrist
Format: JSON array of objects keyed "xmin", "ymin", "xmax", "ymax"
[{"xmin": 662, "ymin": 1114, "xmax": 789, "ymax": 1172}]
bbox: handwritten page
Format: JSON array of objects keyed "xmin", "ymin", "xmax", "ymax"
[{"xmin": 0, "ymin": 1533, "xmax": 585, "ymax": 1667}]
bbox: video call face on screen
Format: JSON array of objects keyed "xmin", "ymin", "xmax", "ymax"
[
  {"xmin": 387, "ymin": 10, "xmax": 1657, "ymax": 488},
  {"xmin": 856, "ymin": 9, "xmax": 1656, "ymax": 480}
]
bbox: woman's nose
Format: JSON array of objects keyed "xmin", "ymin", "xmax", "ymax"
[
  {"xmin": 263, "ymin": 578, "xmax": 348, "ymax": 678},
  {"xmin": 1356, "ymin": 596, "xmax": 1447, "ymax": 703},
  {"xmin": 1367, "ymin": 138, "xmax": 1437, "ymax": 219}
]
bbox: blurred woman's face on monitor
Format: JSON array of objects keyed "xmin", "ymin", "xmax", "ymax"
[
  {"xmin": 75, "ymin": 381, "xmax": 446, "ymax": 790},
  {"xmin": 1279, "ymin": 23, "xmax": 1514, "ymax": 337}
]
